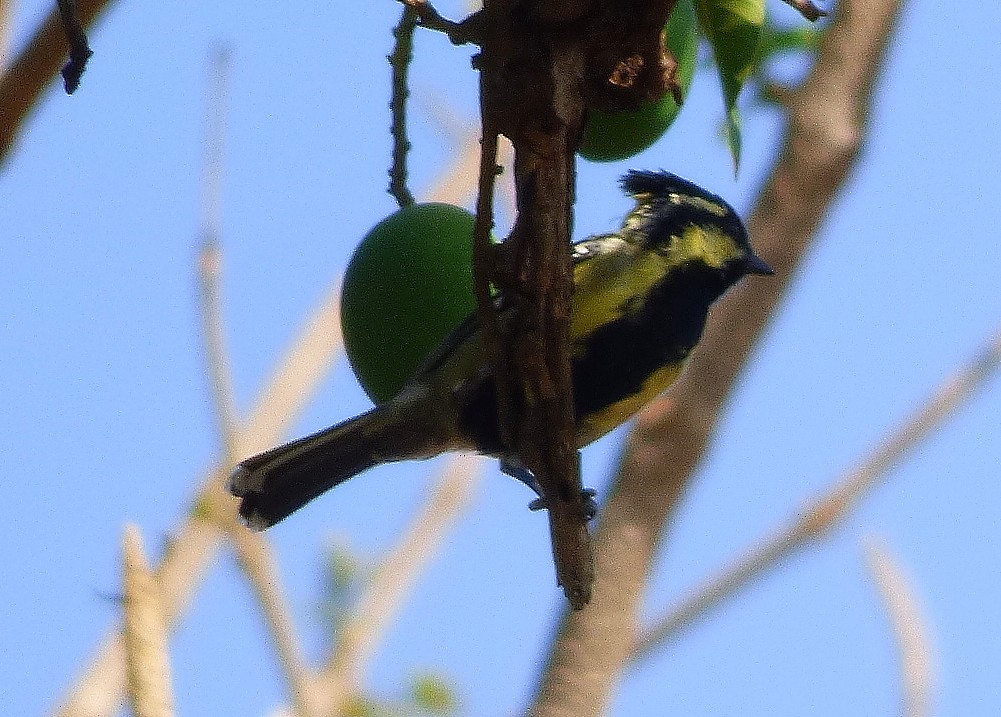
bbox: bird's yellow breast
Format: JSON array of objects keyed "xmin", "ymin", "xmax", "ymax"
[{"xmin": 575, "ymin": 357, "xmax": 686, "ymax": 446}]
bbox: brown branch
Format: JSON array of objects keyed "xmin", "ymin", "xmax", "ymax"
[
  {"xmin": 529, "ymin": 0, "xmax": 905, "ymax": 712},
  {"xmin": 472, "ymin": 0, "xmax": 685, "ymax": 609},
  {"xmin": 0, "ymin": 0, "xmax": 114, "ymax": 165},
  {"xmin": 475, "ymin": 0, "xmax": 595, "ymax": 609}
]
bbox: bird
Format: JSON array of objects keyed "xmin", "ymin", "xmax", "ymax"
[{"xmin": 229, "ymin": 170, "xmax": 772, "ymax": 530}]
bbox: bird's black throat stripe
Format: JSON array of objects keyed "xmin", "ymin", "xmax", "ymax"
[
  {"xmin": 571, "ymin": 259, "xmax": 729, "ymax": 418},
  {"xmin": 455, "ymin": 260, "xmax": 732, "ymax": 454}
]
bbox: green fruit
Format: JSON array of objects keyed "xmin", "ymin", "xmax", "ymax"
[
  {"xmin": 578, "ymin": 0, "xmax": 699, "ymax": 162},
  {"xmin": 341, "ymin": 203, "xmax": 476, "ymax": 404}
]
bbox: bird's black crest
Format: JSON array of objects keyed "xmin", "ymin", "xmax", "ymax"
[
  {"xmin": 620, "ymin": 170, "xmax": 723, "ymax": 205},
  {"xmin": 620, "ymin": 170, "xmax": 749, "ymax": 251}
]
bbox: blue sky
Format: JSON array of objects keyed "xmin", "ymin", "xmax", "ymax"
[{"xmin": 3, "ymin": 1, "xmax": 1001, "ymax": 715}]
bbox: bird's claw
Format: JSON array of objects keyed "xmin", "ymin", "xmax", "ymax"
[
  {"xmin": 528, "ymin": 489, "xmax": 598, "ymax": 521},
  {"xmin": 500, "ymin": 455, "xmax": 598, "ymax": 520}
]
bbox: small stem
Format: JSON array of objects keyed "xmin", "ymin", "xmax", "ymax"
[
  {"xmin": 399, "ymin": 0, "xmax": 482, "ymax": 46},
  {"xmin": 388, "ymin": 6, "xmax": 417, "ymax": 208},
  {"xmin": 56, "ymin": 0, "xmax": 93, "ymax": 93},
  {"xmin": 781, "ymin": 0, "xmax": 828, "ymax": 21}
]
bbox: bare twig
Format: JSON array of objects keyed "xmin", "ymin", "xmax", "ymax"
[
  {"xmin": 388, "ymin": 5, "xmax": 417, "ymax": 207},
  {"xmin": 0, "ymin": 0, "xmax": 114, "ymax": 164},
  {"xmin": 782, "ymin": 0, "xmax": 828, "ymax": 22},
  {"xmin": 56, "ymin": 0, "xmax": 93, "ymax": 92},
  {"xmin": 399, "ymin": 0, "xmax": 482, "ymax": 46},
  {"xmin": 197, "ymin": 47, "xmax": 238, "ymax": 461},
  {"xmin": 864, "ymin": 537, "xmax": 936, "ymax": 717},
  {"xmin": 231, "ymin": 530, "xmax": 317, "ymax": 717},
  {"xmin": 122, "ymin": 526, "xmax": 176, "ymax": 717},
  {"xmin": 629, "ymin": 327, "xmax": 1000, "ymax": 658},
  {"xmin": 530, "ymin": 0, "xmax": 905, "ymax": 713}
]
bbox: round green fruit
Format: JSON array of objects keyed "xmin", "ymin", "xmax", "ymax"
[
  {"xmin": 341, "ymin": 203, "xmax": 476, "ymax": 404},
  {"xmin": 578, "ymin": 0, "xmax": 698, "ymax": 162}
]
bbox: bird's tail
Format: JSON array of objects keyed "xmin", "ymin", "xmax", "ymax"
[{"xmin": 229, "ymin": 399, "xmax": 444, "ymax": 530}]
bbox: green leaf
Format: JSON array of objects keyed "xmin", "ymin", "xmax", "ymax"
[
  {"xmin": 696, "ymin": 0, "xmax": 765, "ymax": 169},
  {"xmin": 757, "ymin": 24, "xmax": 821, "ymax": 59}
]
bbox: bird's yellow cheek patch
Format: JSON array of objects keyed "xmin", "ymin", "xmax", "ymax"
[
  {"xmin": 678, "ymin": 225, "xmax": 743, "ymax": 270},
  {"xmin": 576, "ymin": 359, "xmax": 687, "ymax": 446}
]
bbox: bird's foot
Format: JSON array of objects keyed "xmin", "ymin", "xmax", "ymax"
[{"xmin": 500, "ymin": 456, "xmax": 598, "ymax": 521}]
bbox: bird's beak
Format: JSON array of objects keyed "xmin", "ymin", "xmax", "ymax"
[{"xmin": 743, "ymin": 253, "xmax": 774, "ymax": 276}]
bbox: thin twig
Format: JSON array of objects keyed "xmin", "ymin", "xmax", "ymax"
[
  {"xmin": 630, "ymin": 327, "xmax": 1001, "ymax": 661},
  {"xmin": 231, "ymin": 531, "xmax": 317, "ymax": 717},
  {"xmin": 122, "ymin": 526, "xmax": 176, "ymax": 717},
  {"xmin": 864, "ymin": 537, "xmax": 936, "ymax": 717},
  {"xmin": 56, "ymin": 0, "xmax": 93, "ymax": 92},
  {"xmin": 51, "ymin": 151, "xmax": 483, "ymax": 716},
  {"xmin": 398, "ymin": 0, "xmax": 482, "ymax": 46},
  {"xmin": 388, "ymin": 5, "xmax": 417, "ymax": 207},
  {"xmin": 472, "ymin": 125, "xmax": 502, "ymax": 446},
  {"xmin": 197, "ymin": 47, "xmax": 238, "ymax": 461},
  {"xmin": 781, "ymin": 0, "xmax": 828, "ymax": 21}
]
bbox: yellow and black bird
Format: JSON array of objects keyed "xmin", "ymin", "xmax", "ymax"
[{"xmin": 230, "ymin": 170, "xmax": 772, "ymax": 530}]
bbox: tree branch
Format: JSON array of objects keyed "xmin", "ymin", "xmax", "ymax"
[
  {"xmin": 529, "ymin": 0, "xmax": 905, "ymax": 712},
  {"xmin": 231, "ymin": 530, "xmax": 317, "ymax": 717},
  {"xmin": 122, "ymin": 526, "xmax": 176, "ymax": 717},
  {"xmin": 782, "ymin": 0, "xmax": 828, "ymax": 22},
  {"xmin": 399, "ymin": 0, "xmax": 482, "ymax": 46}
]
